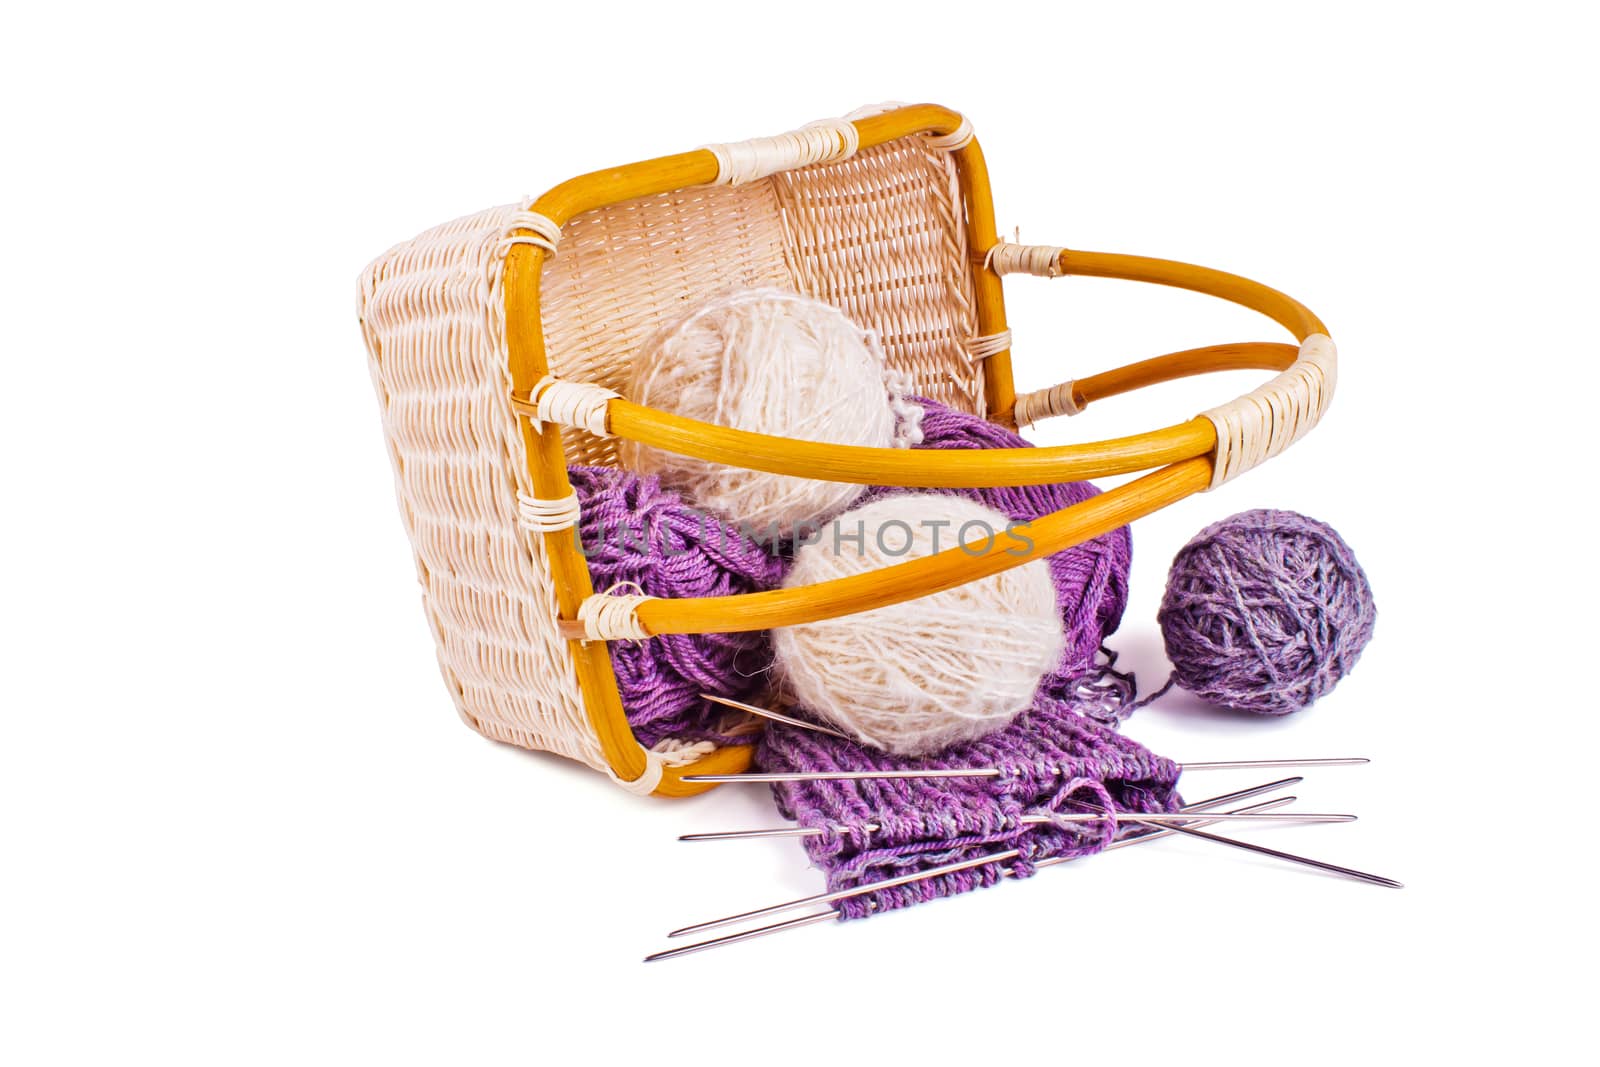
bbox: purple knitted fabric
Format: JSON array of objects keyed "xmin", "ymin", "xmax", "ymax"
[
  {"xmin": 568, "ymin": 466, "xmax": 786, "ymax": 747},
  {"xmin": 758, "ymin": 697, "xmax": 1182, "ymax": 918},
  {"xmin": 866, "ymin": 398, "xmax": 1133, "ymax": 694},
  {"xmin": 1159, "ymin": 508, "xmax": 1376, "ymax": 715}
]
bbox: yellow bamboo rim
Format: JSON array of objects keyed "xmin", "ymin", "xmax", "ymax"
[{"xmin": 501, "ymin": 103, "xmax": 1331, "ymax": 795}]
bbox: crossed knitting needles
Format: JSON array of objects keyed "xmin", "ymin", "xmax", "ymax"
[
  {"xmin": 695, "ymin": 694, "xmax": 1372, "ymax": 782},
  {"xmin": 649, "ymin": 780, "xmax": 1303, "ymax": 962},
  {"xmin": 643, "ymin": 697, "xmax": 1401, "ymax": 962}
]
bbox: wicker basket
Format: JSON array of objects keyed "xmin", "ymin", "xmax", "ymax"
[{"xmin": 356, "ymin": 103, "xmax": 1335, "ymax": 797}]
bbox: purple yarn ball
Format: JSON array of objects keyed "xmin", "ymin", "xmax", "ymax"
[
  {"xmin": 867, "ymin": 399, "xmax": 1133, "ymax": 695},
  {"xmin": 568, "ymin": 466, "xmax": 786, "ymax": 747},
  {"xmin": 1159, "ymin": 509, "xmax": 1376, "ymax": 715}
]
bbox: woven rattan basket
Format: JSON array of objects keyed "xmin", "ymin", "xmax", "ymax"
[{"xmin": 357, "ymin": 103, "xmax": 1335, "ymax": 797}]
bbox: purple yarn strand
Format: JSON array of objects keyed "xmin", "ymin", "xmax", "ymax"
[{"xmin": 569, "ymin": 466, "xmax": 786, "ymax": 747}]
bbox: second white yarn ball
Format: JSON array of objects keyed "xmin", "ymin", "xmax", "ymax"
[
  {"xmin": 620, "ymin": 288, "xmax": 920, "ymax": 532},
  {"xmin": 773, "ymin": 494, "xmax": 1066, "ymax": 756}
]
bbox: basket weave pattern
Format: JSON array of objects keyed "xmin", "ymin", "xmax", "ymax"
[{"xmin": 359, "ymin": 136, "xmax": 986, "ymax": 774}]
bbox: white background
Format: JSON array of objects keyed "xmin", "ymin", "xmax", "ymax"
[{"xmin": 5, "ymin": 2, "xmax": 1595, "ymax": 1063}]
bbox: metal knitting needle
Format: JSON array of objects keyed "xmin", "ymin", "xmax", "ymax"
[
  {"xmin": 679, "ymin": 775, "xmax": 1303, "ymax": 842},
  {"xmin": 1132, "ymin": 818, "xmax": 1403, "ymax": 888},
  {"xmin": 689, "ymin": 697, "xmax": 1367, "ymax": 782},
  {"xmin": 645, "ymin": 911, "xmax": 840, "ymax": 964},
  {"xmin": 682, "ymin": 757, "xmax": 1367, "ymax": 784},
  {"xmin": 1095, "ymin": 796, "xmax": 1296, "ymax": 857},
  {"xmin": 700, "ymin": 693, "xmax": 856, "ymax": 741},
  {"xmin": 679, "ymin": 809, "xmax": 1349, "ymax": 843},
  {"xmin": 666, "ymin": 782, "xmax": 1299, "ymax": 941},
  {"xmin": 1088, "ymin": 777, "xmax": 1299, "ymax": 844},
  {"xmin": 645, "ymin": 794, "xmax": 1295, "ymax": 963},
  {"xmin": 668, "ymin": 846, "xmax": 1026, "ymax": 939}
]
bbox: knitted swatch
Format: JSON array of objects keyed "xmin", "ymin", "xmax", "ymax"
[
  {"xmin": 758, "ymin": 697, "xmax": 1182, "ymax": 919},
  {"xmin": 866, "ymin": 398, "xmax": 1133, "ymax": 698},
  {"xmin": 569, "ymin": 466, "xmax": 787, "ymax": 747}
]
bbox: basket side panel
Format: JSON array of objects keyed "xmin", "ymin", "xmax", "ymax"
[
  {"xmin": 357, "ymin": 205, "xmax": 607, "ymax": 771},
  {"xmin": 540, "ymin": 134, "xmax": 986, "ymax": 471},
  {"xmin": 773, "ymin": 137, "xmax": 984, "ymax": 415},
  {"xmin": 539, "ymin": 182, "xmax": 796, "ymax": 468}
]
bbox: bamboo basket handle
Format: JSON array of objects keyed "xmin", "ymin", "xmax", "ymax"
[
  {"xmin": 1012, "ymin": 341, "xmax": 1301, "ymax": 428},
  {"xmin": 559, "ymin": 456, "xmax": 1213, "ymax": 641},
  {"xmin": 542, "ymin": 251, "xmax": 1338, "ymax": 641},
  {"xmin": 512, "ymin": 249, "xmax": 1332, "ymax": 489}
]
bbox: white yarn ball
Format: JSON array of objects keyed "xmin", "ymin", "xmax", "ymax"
[
  {"xmin": 620, "ymin": 288, "xmax": 920, "ymax": 533},
  {"xmin": 772, "ymin": 495, "xmax": 1066, "ymax": 756}
]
